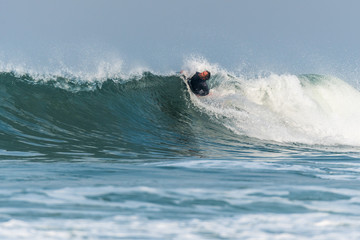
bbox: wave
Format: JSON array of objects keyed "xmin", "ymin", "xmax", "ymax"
[{"xmin": 0, "ymin": 66, "xmax": 359, "ymax": 160}]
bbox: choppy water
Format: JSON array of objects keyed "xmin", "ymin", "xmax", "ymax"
[{"xmin": 1, "ymin": 62, "xmax": 360, "ymax": 239}]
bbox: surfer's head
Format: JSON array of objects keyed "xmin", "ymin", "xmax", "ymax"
[{"xmin": 199, "ymin": 71, "xmax": 211, "ymax": 81}]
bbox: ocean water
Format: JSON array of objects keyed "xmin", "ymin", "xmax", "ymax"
[{"xmin": 1, "ymin": 58, "xmax": 360, "ymax": 240}]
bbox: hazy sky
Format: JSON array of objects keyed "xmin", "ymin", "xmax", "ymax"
[{"xmin": 1, "ymin": 0, "xmax": 360, "ymax": 77}]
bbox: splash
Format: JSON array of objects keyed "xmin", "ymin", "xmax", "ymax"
[{"xmin": 194, "ymin": 72, "xmax": 360, "ymax": 146}]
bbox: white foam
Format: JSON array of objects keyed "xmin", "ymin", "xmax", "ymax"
[
  {"xmin": 187, "ymin": 67, "xmax": 360, "ymax": 146},
  {"xmin": 316, "ymin": 174, "xmax": 360, "ymax": 181},
  {"xmin": 1, "ymin": 213, "xmax": 360, "ymax": 240},
  {"xmin": 154, "ymin": 159, "xmax": 325, "ymax": 174}
]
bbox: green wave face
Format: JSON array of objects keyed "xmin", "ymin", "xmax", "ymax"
[{"xmin": 0, "ymin": 72, "xmax": 243, "ymax": 160}]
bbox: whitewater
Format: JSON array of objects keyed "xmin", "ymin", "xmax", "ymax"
[{"xmin": 1, "ymin": 58, "xmax": 360, "ymax": 239}]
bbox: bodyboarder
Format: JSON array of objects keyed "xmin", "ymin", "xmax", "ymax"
[{"xmin": 186, "ymin": 71, "xmax": 211, "ymax": 96}]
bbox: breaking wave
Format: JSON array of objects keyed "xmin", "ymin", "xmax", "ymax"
[{"xmin": 1, "ymin": 62, "xmax": 360, "ymax": 161}]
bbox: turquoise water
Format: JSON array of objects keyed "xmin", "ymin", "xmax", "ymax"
[{"xmin": 1, "ymin": 65, "xmax": 360, "ymax": 239}]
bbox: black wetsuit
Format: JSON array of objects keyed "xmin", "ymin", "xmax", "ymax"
[{"xmin": 187, "ymin": 72, "xmax": 209, "ymax": 96}]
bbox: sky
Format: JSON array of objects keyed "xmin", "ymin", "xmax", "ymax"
[{"xmin": 1, "ymin": 0, "xmax": 360, "ymax": 80}]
